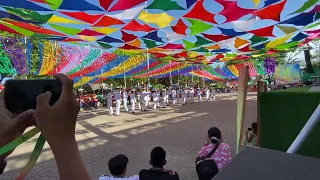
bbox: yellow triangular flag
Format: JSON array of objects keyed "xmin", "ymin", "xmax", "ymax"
[
  {"xmin": 277, "ymin": 25, "xmax": 299, "ymax": 35},
  {"xmin": 266, "ymin": 35, "xmax": 292, "ymax": 49},
  {"xmin": 91, "ymin": 27, "xmax": 118, "ymax": 35},
  {"xmin": 189, "ymin": 51, "xmax": 199, "ymax": 58},
  {"xmin": 138, "ymin": 11, "xmax": 175, "ymax": 28},
  {"xmin": 78, "ymin": 35, "xmax": 97, "ymax": 42},
  {"xmin": 252, "ymin": 0, "xmax": 260, "ymax": 6},
  {"xmin": 48, "ymin": 15, "xmax": 86, "ymax": 24}
]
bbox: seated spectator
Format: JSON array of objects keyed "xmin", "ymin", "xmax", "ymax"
[
  {"xmin": 244, "ymin": 122, "xmax": 258, "ymax": 146},
  {"xmin": 198, "ymin": 127, "xmax": 232, "ymax": 170},
  {"xmin": 139, "ymin": 147, "xmax": 179, "ymax": 180},
  {"xmin": 99, "ymin": 154, "xmax": 138, "ymax": 180}
]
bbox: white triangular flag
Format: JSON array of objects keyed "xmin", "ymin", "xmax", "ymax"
[
  {"xmin": 232, "ymin": 19, "xmax": 257, "ymax": 31},
  {"xmin": 165, "ymin": 31, "xmax": 185, "ymax": 43},
  {"xmin": 110, "ymin": 5, "xmax": 144, "ymax": 20}
]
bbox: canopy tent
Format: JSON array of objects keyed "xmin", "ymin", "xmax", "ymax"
[{"xmin": 0, "ymin": 0, "xmax": 319, "ymax": 83}]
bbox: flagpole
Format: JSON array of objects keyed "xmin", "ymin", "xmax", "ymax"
[
  {"xmin": 170, "ymin": 61, "xmax": 172, "ymax": 86},
  {"xmin": 145, "ymin": 1, "xmax": 150, "ymax": 89},
  {"xmin": 124, "ymin": 71, "xmax": 127, "ymax": 88},
  {"xmin": 100, "ymin": 50, "xmax": 103, "ymax": 95}
]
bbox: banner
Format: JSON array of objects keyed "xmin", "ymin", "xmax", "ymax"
[{"xmin": 275, "ymin": 63, "xmax": 301, "ymax": 84}]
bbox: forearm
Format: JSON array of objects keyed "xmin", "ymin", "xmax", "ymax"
[{"xmin": 49, "ymin": 138, "xmax": 91, "ymax": 180}]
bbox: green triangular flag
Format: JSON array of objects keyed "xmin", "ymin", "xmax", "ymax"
[
  {"xmin": 142, "ymin": 38, "xmax": 159, "ymax": 48},
  {"xmin": 186, "ymin": 18, "xmax": 214, "ymax": 36},
  {"xmin": 193, "ymin": 47, "xmax": 209, "ymax": 52},
  {"xmin": 226, "ymin": 53, "xmax": 237, "ymax": 57},
  {"xmin": 250, "ymin": 35, "xmax": 268, "ymax": 45},
  {"xmin": 183, "ymin": 40, "xmax": 195, "ymax": 50},
  {"xmin": 98, "ymin": 42, "xmax": 113, "ymax": 49},
  {"xmin": 275, "ymin": 41, "xmax": 299, "ymax": 50},
  {"xmin": 46, "ymin": 0, "xmax": 64, "ymax": 10},
  {"xmin": 49, "ymin": 24, "xmax": 82, "ymax": 35},
  {"xmin": 306, "ymin": 21, "xmax": 320, "ymax": 29},
  {"xmin": 5, "ymin": 7, "xmax": 53, "ymax": 23},
  {"xmin": 194, "ymin": 36, "xmax": 213, "ymax": 47},
  {"xmin": 291, "ymin": 0, "xmax": 318, "ymax": 14},
  {"xmin": 147, "ymin": 0, "xmax": 185, "ymax": 11}
]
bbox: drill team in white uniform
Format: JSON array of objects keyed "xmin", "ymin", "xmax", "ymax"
[{"xmin": 104, "ymin": 86, "xmax": 216, "ymax": 116}]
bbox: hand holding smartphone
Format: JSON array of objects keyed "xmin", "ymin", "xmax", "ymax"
[{"xmin": 4, "ymin": 80, "xmax": 62, "ymax": 114}]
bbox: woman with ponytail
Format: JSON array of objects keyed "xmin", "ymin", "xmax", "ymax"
[{"xmin": 197, "ymin": 127, "xmax": 232, "ymax": 170}]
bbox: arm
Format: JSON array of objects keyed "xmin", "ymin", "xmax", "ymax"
[{"xmin": 49, "ymin": 137, "xmax": 90, "ymax": 180}]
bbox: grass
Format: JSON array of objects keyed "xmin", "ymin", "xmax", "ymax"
[{"xmin": 272, "ymin": 86, "xmax": 311, "ymax": 93}]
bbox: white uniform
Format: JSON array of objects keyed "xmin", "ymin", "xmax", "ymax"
[
  {"xmin": 211, "ymin": 89, "xmax": 216, "ymax": 101},
  {"xmin": 190, "ymin": 89, "xmax": 195, "ymax": 103},
  {"xmin": 165, "ymin": 90, "xmax": 170, "ymax": 104},
  {"xmin": 197, "ymin": 89, "xmax": 202, "ymax": 102},
  {"xmin": 129, "ymin": 92, "xmax": 135, "ymax": 112},
  {"xmin": 205, "ymin": 89, "xmax": 210, "ymax": 100},
  {"xmin": 115, "ymin": 91, "xmax": 121, "ymax": 116},
  {"xmin": 182, "ymin": 89, "xmax": 187, "ymax": 104},
  {"xmin": 137, "ymin": 91, "xmax": 142, "ymax": 110},
  {"xmin": 122, "ymin": 91, "xmax": 129, "ymax": 112},
  {"xmin": 162, "ymin": 91, "xmax": 166, "ymax": 107},
  {"xmin": 171, "ymin": 89, "xmax": 177, "ymax": 105},
  {"xmin": 142, "ymin": 90, "xmax": 149, "ymax": 110},
  {"xmin": 152, "ymin": 92, "xmax": 159, "ymax": 109},
  {"xmin": 176, "ymin": 89, "xmax": 181, "ymax": 104},
  {"xmin": 107, "ymin": 92, "xmax": 113, "ymax": 115},
  {"xmin": 156, "ymin": 90, "xmax": 161, "ymax": 106}
]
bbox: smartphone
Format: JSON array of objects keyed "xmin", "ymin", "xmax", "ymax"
[
  {"xmin": 248, "ymin": 128, "xmax": 253, "ymax": 131},
  {"xmin": 4, "ymin": 80, "xmax": 62, "ymax": 114}
]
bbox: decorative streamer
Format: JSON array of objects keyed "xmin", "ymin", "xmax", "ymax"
[
  {"xmin": 26, "ymin": 39, "xmax": 32, "ymax": 74},
  {"xmin": 0, "ymin": 38, "xmax": 16, "ymax": 75},
  {"xmin": 67, "ymin": 49, "xmax": 102, "ymax": 75},
  {"xmin": 39, "ymin": 41, "xmax": 59, "ymax": 75},
  {"xmin": 36, "ymin": 41, "xmax": 44, "ymax": 75},
  {"xmin": 60, "ymin": 46, "xmax": 90, "ymax": 74}
]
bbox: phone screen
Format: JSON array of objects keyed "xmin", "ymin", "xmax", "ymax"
[{"xmin": 4, "ymin": 80, "xmax": 62, "ymax": 114}]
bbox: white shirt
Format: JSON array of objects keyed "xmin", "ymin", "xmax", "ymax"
[
  {"xmin": 122, "ymin": 91, "xmax": 128, "ymax": 99},
  {"xmin": 171, "ymin": 90, "xmax": 176, "ymax": 98},
  {"xmin": 107, "ymin": 92, "xmax": 113, "ymax": 99},
  {"xmin": 206, "ymin": 90, "xmax": 210, "ymax": 95},
  {"xmin": 152, "ymin": 92, "xmax": 158, "ymax": 100},
  {"xmin": 142, "ymin": 91, "xmax": 149, "ymax": 100},
  {"xmin": 165, "ymin": 90, "xmax": 170, "ymax": 96},
  {"xmin": 99, "ymin": 175, "xmax": 139, "ymax": 180},
  {"xmin": 129, "ymin": 92, "xmax": 135, "ymax": 101},
  {"xmin": 197, "ymin": 90, "xmax": 201, "ymax": 96},
  {"xmin": 115, "ymin": 91, "xmax": 121, "ymax": 101},
  {"xmin": 156, "ymin": 91, "xmax": 161, "ymax": 98},
  {"xmin": 190, "ymin": 89, "xmax": 194, "ymax": 96},
  {"xmin": 182, "ymin": 90, "xmax": 187, "ymax": 96}
]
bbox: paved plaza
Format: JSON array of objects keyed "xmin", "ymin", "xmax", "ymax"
[{"xmin": 2, "ymin": 93, "xmax": 257, "ymax": 180}]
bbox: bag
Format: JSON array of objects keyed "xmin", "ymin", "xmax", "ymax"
[
  {"xmin": 195, "ymin": 144, "xmax": 220, "ymax": 179},
  {"xmin": 195, "ymin": 143, "xmax": 220, "ymax": 164}
]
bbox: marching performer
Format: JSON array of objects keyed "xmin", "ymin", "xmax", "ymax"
[
  {"xmin": 171, "ymin": 88, "xmax": 177, "ymax": 106},
  {"xmin": 176, "ymin": 88, "xmax": 181, "ymax": 104},
  {"xmin": 161, "ymin": 89, "xmax": 166, "ymax": 108},
  {"xmin": 137, "ymin": 89, "xmax": 142, "ymax": 110},
  {"xmin": 205, "ymin": 88, "xmax": 211, "ymax": 101},
  {"xmin": 165, "ymin": 88, "xmax": 170, "ymax": 105},
  {"xmin": 156, "ymin": 89, "xmax": 161, "ymax": 107},
  {"xmin": 197, "ymin": 88, "xmax": 202, "ymax": 103},
  {"xmin": 114, "ymin": 87, "xmax": 121, "ymax": 116},
  {"xmin": 182, "ymin": 87, "xmax": 187, "ymax": 105},
  {"xmin": 122, "ymin": 88, "xmax": 129, "ymax": 113},
  {"xmin": 142, "ymin": 88, "xmax": 149, "ymax": 111},
  {"xmin": 189, "ymin": 87, "xmax": 195, "ymax": 104},
  {"xmin": 152, "ymin": 90, "xmax": 159, "ymax": 109},
  {"xmin": 106, "ymin": 89, "xmax": 114, "ymax": 115},
  {"xmin": 211, "ymin": 88, "xmax": 216, "ymax": 101},
  {"xmin": 129, "ymin": 90, "xmax": 136, "ymax": 113}
]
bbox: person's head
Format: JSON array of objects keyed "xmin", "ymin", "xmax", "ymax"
[
  {"xmin": 149, "ymin": 146, "xmax": 167, "ymax": 168},
  {"xmin": 108, "ymin": 154, "xmax": 129, "ymax": 178},
  {"xmin": 196, "ymin": 160, "xmax": 219, "ymax": 180},
  {"xmin": 208, "ymin": 127, "xmax": 222, "ymax": 144},
  {"xmin": 252, "ymin": 122, "xmax": 257, "ymax": 134}
]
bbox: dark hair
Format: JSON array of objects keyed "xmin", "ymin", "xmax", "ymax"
[
  {"xmin": 196, "ymin": 160, "xmax": 219, "ymax": 180},
  {"xmin": 252, "ymin": 122, "xmax": 257, "ymax": 134},
  {"xmin": 208, "ymin": 127, "xmax": 221, "ymax": 144},
  {"xmin": 108, "ymin": 154, "xmax": 129, "ymax": 176},
  {"xmin": 150, "ymin": 146, "xmax": 166, "ymax": 168}
]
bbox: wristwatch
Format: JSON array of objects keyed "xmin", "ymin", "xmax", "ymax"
[{"xmin": 0, "ymin": 160, "xmax": 7, "ymax": 174}]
